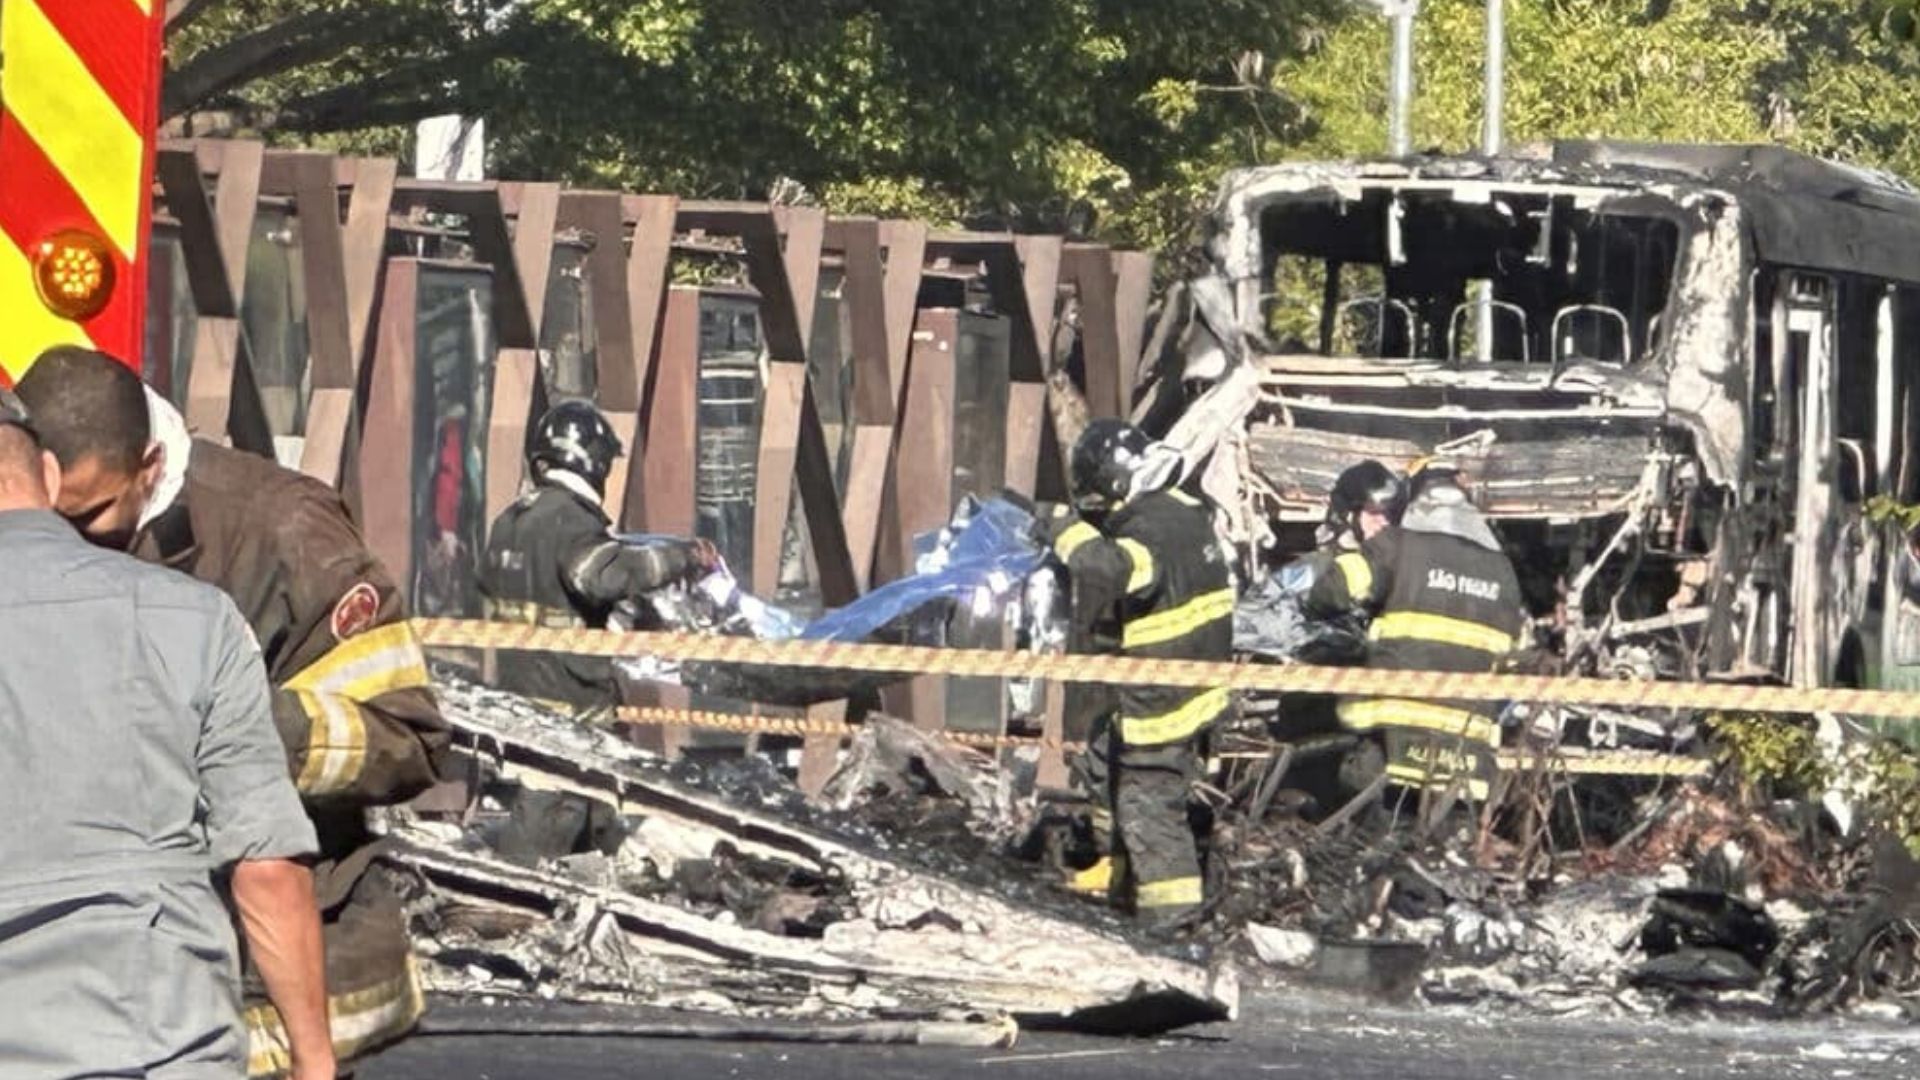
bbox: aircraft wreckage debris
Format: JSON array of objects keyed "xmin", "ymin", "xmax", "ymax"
[
  {"xmin": 383, "ymin": 675, "xmax": 1238, "ymax": 1037},
  {"xmin": 381, "ymin": 673, "xmax": 1918, "ymax": 1039}
]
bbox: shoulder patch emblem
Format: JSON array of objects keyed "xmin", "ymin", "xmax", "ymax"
[{"xmin": 330, "ymin": 582, "xmax": 382, "ymax": 640}]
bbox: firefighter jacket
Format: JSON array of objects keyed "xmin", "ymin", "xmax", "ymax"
[
  {"xmin": 134, "ymin": 437, "xmax": 447, "ymax": 1076},
  {"xmin": 481, "ymin": 474, "xmax": 698, "ymax": 708},
  {"xmin": 1305, "ymin": 487, "xmax": 1524, "ymax": 795},
  {"xmin": 1052, "ymin": 488, "xmax": 1235, "ymax": 747}
]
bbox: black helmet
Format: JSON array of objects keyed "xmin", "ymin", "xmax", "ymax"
[
  {"xmin": 1069, "ymin": 419, "xmax": 1154, "ymax": 513},
  {"xmin": 1328, "ymin": 460, "xmax": 1404, "ymax": 525},
  {"xmin": 530, "ymin": 399, "xmax": 622, "ymax": 495}
]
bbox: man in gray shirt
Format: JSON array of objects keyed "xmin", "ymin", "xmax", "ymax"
[{"xmin": 0, "ymin": 388, "xmax": 335, "ymax": 1079}]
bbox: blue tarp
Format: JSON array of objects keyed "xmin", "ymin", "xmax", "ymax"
[
  {"xmin": 673, "ymin": 495, "xmax": 1049, "ymax": 706},
  {"xmin": 800, "ymin": 496, "xmax": 1047, "ymax": 643}
]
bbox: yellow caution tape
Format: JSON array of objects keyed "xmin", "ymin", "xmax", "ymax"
[
  {"xmin": 619, "ymin": 705, "xmax": 1705, "ymax": 777},
  {"xmin": 414, "ymin": 618, "xmax": 1920, "ymax": 721},
  {"xmin": 616, "ymin": 706, "xmax": 1086, "ymax": 752},
  {"xmin": 1493, "ymin": 748, "xmax": 1713, "ymax": 778}
]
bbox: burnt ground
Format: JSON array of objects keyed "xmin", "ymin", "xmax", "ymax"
[{"xmin": 358, "ymin": 991, "xmax": 1920, "ymax": 1080}]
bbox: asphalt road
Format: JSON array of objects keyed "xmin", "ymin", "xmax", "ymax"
[{"xmin": 358, "ymin": 992, "xmax": 1919, "ymax": 1080}]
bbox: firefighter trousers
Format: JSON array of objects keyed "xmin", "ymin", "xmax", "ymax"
[
  {"xmin": 1074, "ymin": 716, "xmax": 1208, "ymax": 919},
  {"xmin": 1337, "ymin": 696, "xmax": 1498, "ymax": 805},
  {"xmin": 242, "ymin": 857, "xmax": 424, "ymax": 1076}
]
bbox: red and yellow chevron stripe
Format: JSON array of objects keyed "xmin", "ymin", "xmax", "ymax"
[{"xmin": 0, "ymin": 0, "xmax": 162, "ymax": 386}]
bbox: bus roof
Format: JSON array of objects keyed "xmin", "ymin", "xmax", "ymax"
[
  {"xmin": 1553, "ymin": 141, "xmax": 1920, "ymax": 284},
  {"xmin": 1222, "ymin": 141, "xmax": 1920, "ymax": 287}
]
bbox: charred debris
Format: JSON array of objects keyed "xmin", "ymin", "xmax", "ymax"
[
  {"xmin": 389, "ymin": 142, "xmax": 1920, "ymax": 1042},
  {"xmin": 388, "ymin": 665, "xmax": 1918, "ymax": 1038},
  {"xmin": 386, "ymin": 675, "xmax": 1237, "ymax": 1042}
]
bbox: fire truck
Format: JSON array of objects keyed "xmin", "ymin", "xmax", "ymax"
[{"xmin": 0, "ymin": 0, "xmax": 164, "ymax": 385}]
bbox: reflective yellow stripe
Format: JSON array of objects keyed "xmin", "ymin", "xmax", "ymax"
[
  {"xmin": 1122, "ymin": 588, "xmax": 1235, "ymax": 650},
  {"xmin": 485, "ymin": 597, "xmax": 536, "ymax": 624},
  {"xmin": 1337, "ymin": 697, "xmax": 1499, "ymax": 746},
  {"xmin": 246, "ymin": 954, "xmax": 426, "ymax": 1077},
  {"xmin": 1387, "ymin": 762, "xmax": 1490, "ymax": 800},
  {"xmin": 1118, "ymin": 538, "xmax": 1156, "ymax": 595},
  {"xmin": 1370, "ymin": 611, "xmax": 1514, "ymax": 654},
  {"xmin": 285, "ymin": 621, "xmax": 432, "ymax": 701},
  {"xmin": 1136, "ymin": 875, "xmax": 1203, "ymax": 908},
  {"xmin": 1389, "ymin": 739, "xmax": 1492, "ymax": 798},
  {"xmin": 1, "ymin": 0, "xmax": 145, "ymax": 257},
  {"xmin": 1053, "ymin": 520, "xmax": 1100, "ymax": 562},
  {"xmin": 1168, "ymin": 489, "xmax": 1202, "ymax": 508},
  {"xmin": 292, "ymin": 690, "xmax": 369, "ymax": 795},
  {"xmin": 1121, "ymin": 686, "xmax": 1230, "ymax": 745},
  {"xmin": 1335, "ymin": 552, "xmax": 1374, "ymax": 600},
  {"xmin": 485, "ymin": 597, "xmax": 585, "ymax": 629}
]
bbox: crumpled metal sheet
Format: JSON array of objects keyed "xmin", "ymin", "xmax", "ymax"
[
  {"xmin": 395, "ymin": 676, "xmax": 1239, "ymax": 1033},
  {"xmin": 818, "ymin": 716, "xmax": 1022, "ymax": 844}
]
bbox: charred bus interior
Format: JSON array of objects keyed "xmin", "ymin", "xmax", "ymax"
[
  {"xmin": 1212, "ymin": 146, "xmax": 1920, "ymax": 716},
  {"xmin": 1241, "ymin": 179, "xmax": 1708, "ymax": 684},
  {"xmin": 1254, "ymin": 185, "xmax": 1678, "ymax": 368}
]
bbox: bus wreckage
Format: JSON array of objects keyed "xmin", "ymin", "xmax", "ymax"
[
  {"xmin": 1157, "ymin": 141, "xmax": 1920, "ymax": 749},
  {"xmin": 385, "ymin": 144, "xmax": 1920, "ymax": 1042}
]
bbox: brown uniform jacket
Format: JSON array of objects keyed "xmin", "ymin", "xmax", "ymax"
[{"xmin": 137, "ymin": 440, "xmax": 449, "ymax": 1075}]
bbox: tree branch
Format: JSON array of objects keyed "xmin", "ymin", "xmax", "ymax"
[
  {"xmin": 165, "ymin": 0, "xmax": 221, "ymax": 34},
  {"xmin": 283, "ymin": 93, "xmax": 468, "ymax": 134},
  {"xmin": 267, "ymin": 58, "xmax": 483, "ymax": 132},
  {"xmin": 163, "ymin": 7, "xmax": 400, "ymax": 118},
  {"xmin": 167, "ymin": 82, "xmax": 464, "ymax": 138}
]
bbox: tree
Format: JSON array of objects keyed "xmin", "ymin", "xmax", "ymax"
[
  {"xmin": 1255, "ymin": 0, "xmax": 1920, "ymax": 183},
  {"xmin": 1753, "ymin": 0, "xmax": 1920, "ymax": 181},
  {"xmin": 162, "ymin": 0, "xmax": 1348, "ymax": 247},
  {"xmin": 163, "ymin": 1, "xmax": 1920, "ymax": 251},
  {"xmin": 1270, "ymin": 0, "xmax": 1776, "ymax": 159}
]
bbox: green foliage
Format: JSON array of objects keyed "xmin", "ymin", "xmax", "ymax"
[
  {"xmin": 1865, "ymin": 494, "xmax": 1920, "ymax": 531},
  {"xmin": 1832, "ymin": 738, "xmax": 1920, "ymax": 856},
  {"xmin": 166, "ymin": 0, "xmax": 1347, "ymax": 250},
  {"xmin": 817, "ymin": 176, "xmax": 968, "ymax": 227},
  {"xmin": 1870, "ymin": 0, "xmax": 1920, "ymax": 42},
  {"xmin": 1265, "ymin": 0, "xmax": 1920, "ymax": 191},
  {"xmin": 1709, "ymin": 712, "xmax": 1920, "ymax": 851},
  {"xmin": 1709, "ymin": 713, "xmax": 1831, "ymax": 798},
  {"xmin": 1274, "ymin": 0, "xmax": 1776, "ymax": 159},
  {"xmin": 1857, "ymin": 741, "xmax": 1920, "ymax": 852},
  {"xmin": 1756, "ymin": 0, "xmax": 1920, "ymax": 184},
  {"xmin": 166, "ymin": 0, "xmax": 1920, "ymax": 255}
]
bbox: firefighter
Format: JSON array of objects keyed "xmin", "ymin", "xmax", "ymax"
[
  {"xmin": 481, "ymin": 399, "xmax": 717, "ymax": 711},
  {"xmin": 1045, "ymin": 419, "xmax": 1235, "ymax": 924},
  {"xmin": 1304, "ymin": 458, "xmax": 1525, "ymax": 806},
  {"xmin": 1319, "ymin": 459, "xmax": 1406, "ymax": 552},
  {"xmin": 18, "ymin": 346, "xmax": 449, "ymax": 1077},
  {"xmin": 1259, "ymin": 460, "xmax": 1409, "ymax": 782}
]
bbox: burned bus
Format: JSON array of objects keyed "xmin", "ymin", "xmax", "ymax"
[{"xmin": 1198, "ymin": 142, "xmax": 1920, "ymax": 734}]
